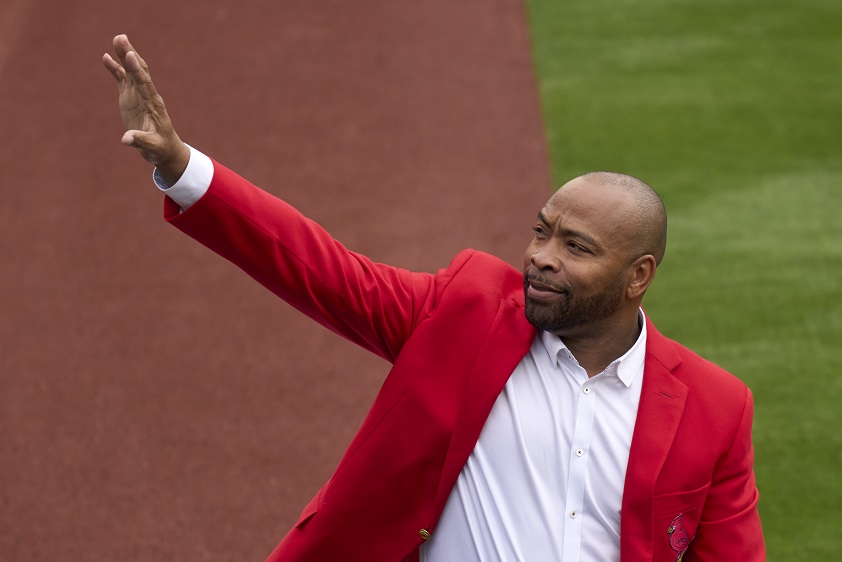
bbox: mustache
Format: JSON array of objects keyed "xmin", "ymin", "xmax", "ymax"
[{"xmin": 523, "ymin": 274, "xmax": 571, "ymax": 294}]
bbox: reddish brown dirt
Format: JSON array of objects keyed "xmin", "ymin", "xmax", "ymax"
[{"xmin": 0, "ymin": 1, "xmax": 550, "ymax": 559}]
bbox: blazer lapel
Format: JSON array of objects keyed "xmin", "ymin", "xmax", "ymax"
[
  {"xmin": 621, "ymin": 318, "xmax": 687, "ymax": 561},
  {"xmin": 432, "ymin": 297, "xmax": 536, "ymax": 521}
]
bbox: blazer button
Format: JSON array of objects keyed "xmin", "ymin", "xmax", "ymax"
[{"xmin": 419, "ymin": 529, "xmax": 431, "ymax": 540}]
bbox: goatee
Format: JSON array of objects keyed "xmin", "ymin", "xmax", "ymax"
[{"xmin": 523, "ymin": 274, "xmax": 625, "ymax": 333}]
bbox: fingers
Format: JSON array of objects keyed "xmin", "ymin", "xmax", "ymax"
[
  {"xmin": 102, "ymin": 53, "xmax": 126, "ymax": 83},
  {"xmin": 106, "ymin": 33, "xmax": 185, "ymax": 172},
  {"xmin": 112, "ymin": 34, "xmax": 136, "ymax": 66},
  {"xmin": 112, "ymin": 34, "xmax": 148, "ymax": 80},
  {"xmin": 110, "ymin": 34, "xmax": 159, "ymax": 100}
]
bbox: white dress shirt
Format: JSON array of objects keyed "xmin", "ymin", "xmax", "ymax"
[
  {"xmin": 421, "ymin": 320, "xmax": 646, "ymax": 562},
  {"xmin": 154, "ymin": 147, "xmax": 648, "ymax": 561},
  {"xmin": 152, "ymin": 145, "xmax": 213, "ymax": 209}
]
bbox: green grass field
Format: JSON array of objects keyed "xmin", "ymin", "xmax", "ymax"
[{"xmin": 526, "ymin": 0, "xmax": 842, "ymax": 558}]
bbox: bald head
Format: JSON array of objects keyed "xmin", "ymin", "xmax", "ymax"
[
  {"xmin": 568, "ymin": 171, "xmax": 667, "ymax": 265},
  {"xmin": 525, "ymin": 171, "xmax": 666, "ymax": 338}
]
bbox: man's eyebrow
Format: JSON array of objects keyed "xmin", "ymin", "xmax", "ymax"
[
  {"xmin": 536, "ymin": 211, "xmax": 599, "ymax": 248},
  {"xmin": 563, "ymin": 228, "xmax": 599, "ymax": 248}
]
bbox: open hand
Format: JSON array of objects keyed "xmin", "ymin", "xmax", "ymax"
[{"xmin": 103, "ymin": 35, "xmax": 190, "ymax": 185}]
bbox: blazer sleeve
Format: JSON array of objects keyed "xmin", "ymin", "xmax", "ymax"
[
  {"xmin": 163, "ymin": 160, "xmax": 444, "ymax": 363},
  {"xmin": 691, "ymin": 388, "xmax": 766, "ymax": 560}
]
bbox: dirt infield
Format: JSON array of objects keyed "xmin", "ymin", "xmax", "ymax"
[{"xmin": 0, "ymin": 1, "xmax": 549, "ymax": 559}]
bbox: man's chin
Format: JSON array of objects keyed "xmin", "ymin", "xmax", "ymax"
[{"xmin": 525, "ymin": 302, "xmax": 569, "ymax": 332}]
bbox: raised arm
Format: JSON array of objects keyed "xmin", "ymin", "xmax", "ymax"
[
  {"xmin": 102, "ymin": 34, "xmax": 441, "ymax": 361},
  {"xmin": 102, "ymin": 34, "xmax": 190, "ymax": 185}
]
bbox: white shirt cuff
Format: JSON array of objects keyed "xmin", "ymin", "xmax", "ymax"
[{"xmin": 152, "ymin": 144, "xmax": 213, "ymax": 210}]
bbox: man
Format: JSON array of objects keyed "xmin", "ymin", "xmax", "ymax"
[{"xmin": 104, "ymin": 35, "xmax": 764, "ymax": 561}]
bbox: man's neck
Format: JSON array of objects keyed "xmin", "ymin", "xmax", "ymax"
[{"xmin": 556, "ymin": 311, "xmax": 643, "ymax": 377}]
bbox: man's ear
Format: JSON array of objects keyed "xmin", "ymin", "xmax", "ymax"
[{"xmin": 626, "ymin": 255, "xmax": 657, "ymax": 300}]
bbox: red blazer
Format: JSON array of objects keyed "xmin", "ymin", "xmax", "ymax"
[{"xmin": 165, "ymin": 161, "xmax": 765, "ymax": 561}]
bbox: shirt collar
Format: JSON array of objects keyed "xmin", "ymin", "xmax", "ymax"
[{"xmin": 540, "ymin": 309, "xmax": 648, "ymax": 388}]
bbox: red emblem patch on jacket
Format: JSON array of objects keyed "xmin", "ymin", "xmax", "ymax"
[{"xmin": 667, "ymin": 513, "xmax": 692, "ymax": 561}]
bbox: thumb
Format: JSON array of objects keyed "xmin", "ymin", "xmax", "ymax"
[
  {"xmin": 121, "ymin": 129, "xmax": 167, "ymax": 158},
  {"xmin": 119, "ymin": 129, "xmax": 188, "ymax": 179},
  {"xmin": 121, "ymin": 129, "xmax": 169, "ymax": 166},
  {"xmin": 121, "ymin": 129, "xmax": 156, "ymax": 148}
]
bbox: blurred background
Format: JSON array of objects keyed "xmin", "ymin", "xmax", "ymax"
[{"xmin": 1, "ymin": 0, "xmax": 839, "ymax": 560}]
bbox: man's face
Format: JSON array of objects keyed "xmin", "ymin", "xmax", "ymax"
[{"xmin": 522, "ymin": 179, "xmax": 638, "ymax": 336}]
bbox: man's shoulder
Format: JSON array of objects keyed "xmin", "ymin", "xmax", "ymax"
[
  {"xmin": 646, "ymin": 325, "xmax": 754, "ymax": 448},
  {"xmin": 446, "ymin": 249, "xmax": 519, "ymax": 274},
  {"xmin": 427, "ymin": 249, "xmax": 525, "ymax": 309},
  {"xmin": 442, "ymin": 250, "xmax": 523, "ymax": 289},
  {"xmin": 647, "ymin": 320, "xmax": 750, "ymax": 396}
]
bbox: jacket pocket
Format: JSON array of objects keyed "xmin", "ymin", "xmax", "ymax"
[
  {"xmin": 652, "ymin": 483, "xmax": 710, "ymax": 560},
  {"xmin": 653, "ymin": 482, "xmax": 711, "ymax": 517}
]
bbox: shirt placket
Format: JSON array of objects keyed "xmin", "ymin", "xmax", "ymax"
[{"xmin": 561, "ymin": 375, "xmax": 599, "ymax": 561}]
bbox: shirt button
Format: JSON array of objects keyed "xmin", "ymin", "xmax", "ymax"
[
  {"xmin": 583, "ymin": 386, "xmax": 591, "ymax": 395},
  {"xmin": 570, "ymin": 511, "xmax": 577, "ymax": 519},
  {"xmin": 575, "ymin": 448, "xmax": 584, "ymax": 457}
]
